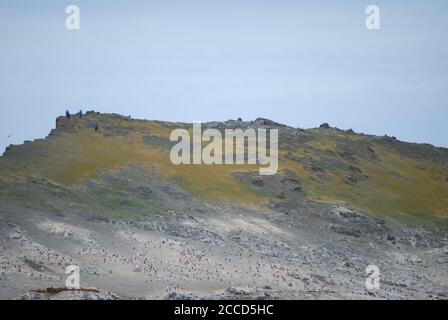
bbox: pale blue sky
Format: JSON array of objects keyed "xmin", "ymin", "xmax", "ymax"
[{"xmin": 1, "ymin": 0, "xmax": 447, "ymax": 153}]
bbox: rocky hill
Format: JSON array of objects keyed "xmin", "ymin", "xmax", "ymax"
[
  {"xmin": 0, "ymin": 111, "xmax": 447, "ymax": 299},
  {"xmin": 1, "ymin": 111, "xmax": 447, "ymax": 224}
]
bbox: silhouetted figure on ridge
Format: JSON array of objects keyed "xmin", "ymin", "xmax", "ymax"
[
  {"xmin": 79, "ymin": 110, "xmax": 83, "ymax": 118},
  {"xmin": 65, "ymin": 110, "xmax": 71, "ymax": 119}
]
